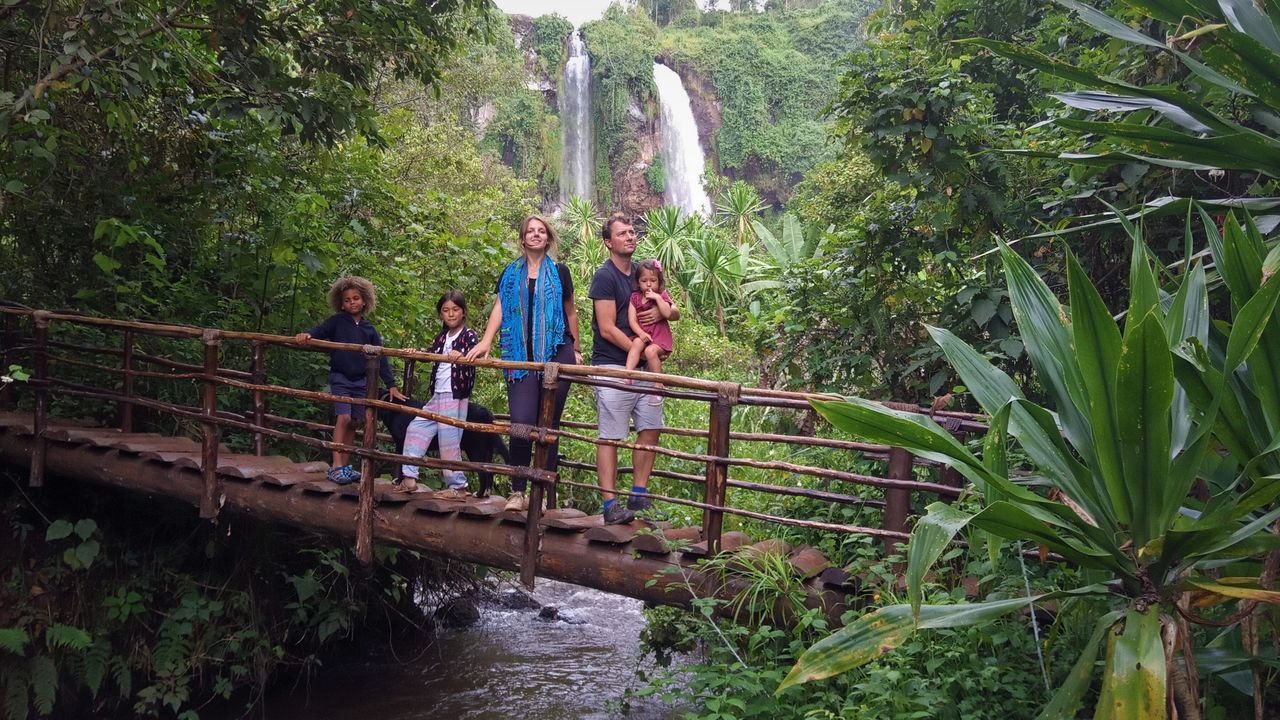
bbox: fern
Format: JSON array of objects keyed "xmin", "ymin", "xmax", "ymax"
[
  {"xmin": 43, "ymin": 625, "xmax": 90, "ymax": 652},
  {"xmin": 152, "ymin": 619, "xmax": 194, "ymax": 675},
  {"xmin": 0, "ymin": 628, "xmax": 29, "ymax": 656},
  {"xmin": 4, "ymin": 668, "xmax": 29, "ymax": 720},
  {"xmin": 82, "ymin": 638, "xmax": 109, "ymax": 699},
  {"xmin": 110, "ymin": 656, "xmax": 132, "ymax": 699},
  {"xmin": 29, "ymin": 655, "xmax": 56, "ymax": 716}
]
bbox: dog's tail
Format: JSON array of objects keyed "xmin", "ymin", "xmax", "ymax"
[{"xmin": 492, "ymin": 436, "xmax": 511, "ymax": 465}]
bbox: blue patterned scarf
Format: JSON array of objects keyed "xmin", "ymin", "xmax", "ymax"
[{"xmin": 498, "ymin": 255, "xmax": 565, "ymax": 381}]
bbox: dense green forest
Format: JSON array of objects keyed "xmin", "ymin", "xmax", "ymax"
[{"xmin": 3, "ymin": 0, "xmax": 1280, "ymax": 717}]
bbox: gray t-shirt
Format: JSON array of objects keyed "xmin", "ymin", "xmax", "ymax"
[{"xmin": 589, "ymin": 260, "xmax": 636, "ymax": 366}]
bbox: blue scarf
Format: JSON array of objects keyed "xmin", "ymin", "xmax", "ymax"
[{"xmin": 498, "ymin": 255, "xmax": 565, "ymax": 381}]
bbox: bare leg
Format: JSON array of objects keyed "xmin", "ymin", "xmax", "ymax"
[
  {"xmin": 624, "ymin": 337, "xmax": 647, "ymax": 373},
  {"xmin": 333, "ymin": 414, "xmax": 354, "ymax": 467},
  {"xmin": 597, "ymin": 443, "xmax": 619, "ymax": 502},
  {"xmin": 643, "ymin": 345, "xmax": 666, "ymax": 403},
  {"xmin": 632, "ymin": 428, "xmax": 660, "ymax": 491}
]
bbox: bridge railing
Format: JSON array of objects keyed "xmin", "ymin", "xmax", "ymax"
[{"xmin": 0, "ymin": 305, "xmax": 985, "ymax": 583}]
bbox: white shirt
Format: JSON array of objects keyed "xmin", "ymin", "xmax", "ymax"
[{"xmin": 434, "ymin": 328, "xmax": 463, "ymax": 395}]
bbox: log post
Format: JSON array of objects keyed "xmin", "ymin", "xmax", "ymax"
[
  {"xmin": 402, "ymin": 358, "xmax": 416, "ymax": 399},
  {"xmin": 701, "ymin": 381, "xmax": 740, "ymax": 555},
  {"xmin": 119, "ymin": 329, "xmax": 135, "ymax": 432},
  {"xmin": 250, "ymin": 341, "xmax": 266, "ymax": 456},
  {"xmin": 199, "ymin": 329, "xmax": 222, "ymax": 519},
  {"xmin": 354, "ymin": 349, "xmax": 379, "ymax": 567},
  {"xmin": 0, "ymin": 313, "xmax": 17, "ymax": 410},
  {"xmin": 29, "ymin": 311, "xmax": 51, "ymax": 488},
  {"xmin": 520, "ymin": 362, "xmax": 562, "ymax": 588},
  {"xmin": 533, "ymin": 362, "xmax": 560, "ymax": 510},
  {"xmin": 884, "ymin": 446, "xmax": 914, "ymax": 555}
]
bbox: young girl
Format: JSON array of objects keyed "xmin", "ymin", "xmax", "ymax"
[
  {"xmin": 295, "ymin": 277, "xmax": 405, "ymax": 485},
  {"xmin": 625, "ymin": 259, "xmax": 676, "ymax": 403},
  {"xmin": 399, "ymin": 290, "xmax": 480, "ymax": 497}
]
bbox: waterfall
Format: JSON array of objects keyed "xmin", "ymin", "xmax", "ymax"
[
  {"xmin": 559, "ymin": 31, "xmax": 593, "ymax": 204},
  {"xmin": 652, "ymin": 63, "xmax": 712, "ymax": 218}
]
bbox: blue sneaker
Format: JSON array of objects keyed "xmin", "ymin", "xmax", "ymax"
[{"xmin": 326, "ymin": 465, "xmax": 356, "ymax": 485}]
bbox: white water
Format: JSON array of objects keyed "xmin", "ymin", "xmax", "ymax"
[
  {"xmin": 560, "ymin": 32, "xmax": 593, "ymax": 204},
  {"xmin": 653, "ymin": 63, "xmax": 712, "ymax": 218}
]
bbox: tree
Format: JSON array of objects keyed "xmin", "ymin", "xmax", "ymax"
[{"xmin": 715, "ymin": 180, "xmax": 767, "ymax": 246}]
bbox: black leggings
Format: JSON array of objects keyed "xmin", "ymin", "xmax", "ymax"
[{"xmin": 508, "ymin": 343, "xmax": 574, "ymax": 492}]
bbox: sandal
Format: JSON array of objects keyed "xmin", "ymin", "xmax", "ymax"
[{"xmin": 397, "ymin": 482, "xmax": 420, "ymax": 493}]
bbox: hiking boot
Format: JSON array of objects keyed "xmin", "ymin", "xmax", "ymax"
[
  {"xmin": 326, "ymin": 465, "xmax": 355, "ymax": 485},
  {"xmin": 626, "ymin": 494, "xmax": 652, "ymax": 512},
  {"xmin": 505, "ymin": 491, "xmax": 527, "ymax": 512},
  {"xmin": 603, "ymin": 502, "xmax": 636, "ymax": 525},
  {"xmin": 436, "ymin": 487, "xmax": 470, "ymax": 501}
]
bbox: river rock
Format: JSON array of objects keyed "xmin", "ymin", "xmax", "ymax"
[
  {"xmin": 495, "ymin": 588, "xmax": 541, "ymax": 611},
  {"xmin": 435, "ymin": 598, "xmax": 481, "ymax": 628},
  {"xmin": 538, "ymin": 605, "xmax": 559, "ymax": 621}
]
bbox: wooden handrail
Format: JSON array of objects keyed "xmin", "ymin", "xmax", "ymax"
[{"xmin": 3, "ymin": 305, "xmax": 985, "ymax": 569}]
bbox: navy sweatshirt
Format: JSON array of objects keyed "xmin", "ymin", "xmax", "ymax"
[{"xmin": 306, "ymin": 313, "xmax": 397, "ymax": 388}]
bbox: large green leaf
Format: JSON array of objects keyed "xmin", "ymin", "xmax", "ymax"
[
  {"xmin": 1008, "ymin": 399, "xmax": 1118, "ymax": 532},
  {"xmin": 1056, "ymin": 119, "xmax": 1280, "ymax": 175},
  {"xmin": 778, "ymin": 585, "xmax": 1113, "ymax": 693},
  {"xmin": 1067, "ymin": 252, "xmax": 1128, "ymax": 524},
  {"xmin": 1216, "ymin": 0, "xmax": 1280, "ymax": 54},
  {"xmin": 970, "ymin": 501, "xmax": 1126, "ymax": 571},
  {"xmin": 907, "ymin": 503, "xmax": 975, "ymax": 619},
  {"xmin": 1200, "ymin": 31, "xmax": 1280, "ymax": 112},
  {"xmin": 1115, "ymin": 312, "xmax": 1175, "ymax": 547},
  {"xmin": 811, "ymin": 397, "xmax": 994, "ymax": 487},
  {"xmin": 1035, "ymin": 610, "xmax": 1125, "ymax": 720},
  {"xmin": 999, "ymin": 241, "xmax": 1096, "ymax": 467},
  {"xmin": 926, "ymin": 325, "xmax": 1024, "ymax": 416},
  {"xmin": 1095, "ymin": 608, "xmax": 1167, "ymax": 720},
  {"xmin": 1181, "ymin": 576, "xmax": 1280, "ymax": 603}
]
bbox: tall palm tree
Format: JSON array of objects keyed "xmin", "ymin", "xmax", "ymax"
[{"xmin": 715, "ymin": 180, "xmax": 767, "ymax": 246}]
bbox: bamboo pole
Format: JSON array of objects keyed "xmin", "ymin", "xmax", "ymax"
[
  {"xmin": 29, "ymin": 311, "xmax": 50, "ymax": 488},
  {"xmin": 250, "ymin": 341, "xmax": 266, "ymax": 456},
  {"xmin": 355, "ymin": 351, "xmax": 379, "ymax": 567},
  {"xmin": 119, "ymin": 329, "xmax": 135, "ymax": 432},
  {"xmin": 199, "ymin": 330, "xmax": 221, "ymax": 519}
]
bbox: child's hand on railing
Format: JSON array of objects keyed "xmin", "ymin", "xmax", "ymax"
[
  {"xmin": 294, "ymin": 332, "xmax": 311, "ymax": 342},
  {"xmin": 388, "ymin": 387, "xmax": 407, "ymax": 401}
]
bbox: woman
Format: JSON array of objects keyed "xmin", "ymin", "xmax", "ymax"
[{"xmin": 466, "ymin": 214, "xmax": 582, "ymax": 511}]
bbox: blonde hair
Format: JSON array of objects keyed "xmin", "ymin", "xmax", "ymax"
[
  {"xmin": 519, "ymin": 214, "xmax": 560, "ymax": 257},
  {"xmin": 327, "ymin": 276, "xmax": 377, "ymax": 315}
]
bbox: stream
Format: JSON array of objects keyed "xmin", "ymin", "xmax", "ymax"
[{"xmin": 259, "ymin": 580, "xmax": 688, "ymax": 719}]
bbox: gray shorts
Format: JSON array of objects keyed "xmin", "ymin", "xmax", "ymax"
[
  {"xmin": 328, "ymin": 372, "xmax": 367, "ymax": 418},
  {"xmin": 593, "ymin": 365, "xmax": 664, "ymax": 440}
]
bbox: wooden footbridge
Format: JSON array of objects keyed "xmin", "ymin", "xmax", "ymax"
[{"xmin": 0, "ymin": 305, "xmax": 985, "ymax": 617}]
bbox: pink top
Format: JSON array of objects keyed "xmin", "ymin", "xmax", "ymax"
[{"xmin": 630, "ymin": 290, "xmax": 674, "ymax": 353}]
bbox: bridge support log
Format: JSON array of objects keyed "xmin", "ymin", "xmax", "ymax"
[
  {"xmin": 0, "ymin": 426, "xmax": 857, "ymax": 625},
  {"xmin": 884, "ymin": 447, "xmax": 913, "ymax": 555}
]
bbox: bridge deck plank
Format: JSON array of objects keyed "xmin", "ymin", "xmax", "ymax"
[
  {"xmin": 631, "ymin": 526, "xmax": 702, "ymax": 554},
  {"xmin": 787, "ymin": 547, "xmax": 830, "ymax": 579},
  {"xmin": 258, "ymin": 470, "xmax": 327, "ymax": 488},
  {"xmin": 457, "ymin": 497, "xmax": 507, "ymax": 517},
  {"xmin": 683, "ymin": 530, "xmax": 752, "ymax": 557}
]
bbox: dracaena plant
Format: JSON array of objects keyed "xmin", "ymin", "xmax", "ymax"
[{"xmin": 779, "ymin": 214, "xmax": 1280, "ymax": 719}]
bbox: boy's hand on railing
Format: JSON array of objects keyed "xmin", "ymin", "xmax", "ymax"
[
  {"xmin": 388, "ymin": 387, "xmax": 407, "ymax": 401},
  {"xmin": 294, "ymin": 332, "xmax": 311, "ymax": 342}
]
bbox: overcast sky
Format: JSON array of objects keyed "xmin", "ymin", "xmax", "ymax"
[{"xmin": 492, "ymin": 0, "xmax": 617, "ymax": 26}]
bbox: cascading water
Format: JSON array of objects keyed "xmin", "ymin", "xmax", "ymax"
[
  {"xmin": 559, "ymin": 31, "xmax": 593, "ymax": 204},
  {"xmin": 652, "ymin": 63, "xmax": 712, "ymax": 218}
]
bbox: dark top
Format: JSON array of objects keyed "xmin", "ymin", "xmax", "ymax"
[
  {"xmin": 588, "ymin": 260, "xmax": 636, "ymax": 366},
  {"xmin": 426, "ymin": 326, "xmax": 480, "ymax": 399},
  {"xmin": 306, "ymin": 313, "xmax": 397, "ymax": 388},
  {"xmin": 494, "ymin": 262, "xmax": 576, "ymax": 358}
]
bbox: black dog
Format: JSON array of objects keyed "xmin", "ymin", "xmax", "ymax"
[{"xmin": 379, "ymin": 393, "xmax": 510, "ymax": 497}]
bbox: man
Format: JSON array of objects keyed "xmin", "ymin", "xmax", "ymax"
[{"xmin": 589, "ymin": 213, "xmax": 678, "ymax": 524}]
